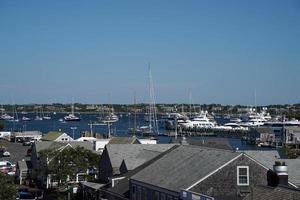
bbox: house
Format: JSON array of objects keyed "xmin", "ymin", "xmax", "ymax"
[
  {"xmin": 75, "ymin": 136, "xmax": 154, "ymax": 153},
  {"xmin": 99, "ymin": 144, "xmax": 176, "ymax": 183},
  {"xmin": 30, "ymin": 141, "xmax": 98, "ymax": 188},
  {"xmin": 283, "ymin": 126, "xmax": 300, "ymax": 148},
  {"xmin": 13, "ymin": 131, "xmax": 42, "ymax": 142},
  {"xmin": 78, "ymin": 145, "xmax": 178, "ymax": 200},
  {"xmin": 42, "ymin": 131, "xmax": 74, "ymax": 142},
  {"xmin": 248, "ymin": 128, "xmax": 276, "ymax": 145},
  {"xmin": 16, "ymin": 160, "xmax": 32, "ymax": 185},
  {"xmin": 242, "ymin": 150, "xmax": 300, "ymax": 188},
  {"xmin": 129, "ymin": 145, "xmax": 299, "ymax": 200}
]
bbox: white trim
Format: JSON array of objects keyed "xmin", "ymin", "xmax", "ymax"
[
  {"xmin": 185, "ymin": 153, "xmax": 242, "ymax": 190},
  {"xmin": 237, "ymin": 166, "xmax": 249, "ymax": 186}
]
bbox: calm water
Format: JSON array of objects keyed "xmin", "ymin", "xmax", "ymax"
[{"xmin": 1, "ymin": 113, "xmax": 262, "ymax": 150}]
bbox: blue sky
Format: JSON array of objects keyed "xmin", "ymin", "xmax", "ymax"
[{"xmin": 0, "ymin": 0, "xmax": 299, "ymax": 105}]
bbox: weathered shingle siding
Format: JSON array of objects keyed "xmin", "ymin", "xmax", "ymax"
[
  {"xmin": 190, "ymin": 154, "xmax": 269, "ymax": 200},
  {"xmin": 99, "ymin": 147, "xmax": 113, "ymax": 182}
]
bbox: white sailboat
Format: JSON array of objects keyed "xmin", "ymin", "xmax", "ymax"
[
  {"xmin": 64, "ymin": 102, "xmax": 80, "ymax": 121},
  {"xmin": 140, "ymin": 65, "xmax": 159, "ymax": 136}
]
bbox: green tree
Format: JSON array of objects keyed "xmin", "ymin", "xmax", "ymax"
[
  {"xmin": 0, "ymin": 123, "xmax": 4, "ymax": 130},
  {"xmin": 39, "ymin": 146, "xmax": 99, "ymax": 187},
  {"xmin": 0, "ymin": 173, "xmax": 17, "ymax": 200}
]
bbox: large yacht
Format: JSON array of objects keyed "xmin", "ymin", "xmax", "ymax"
[{"xmin": 181, "ymin": 111, "xmax": 216, "ymax": 129}]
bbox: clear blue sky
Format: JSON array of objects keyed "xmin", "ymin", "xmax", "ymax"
[{"xmin": 0, "ymin": 0, "xmax": 299, "ymax": 105}]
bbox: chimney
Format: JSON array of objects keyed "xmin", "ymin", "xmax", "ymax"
[{"xmin": 273, "ymin": 161, "xmax": 288, "ymax": 186}]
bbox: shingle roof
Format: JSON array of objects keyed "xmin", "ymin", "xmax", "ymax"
[
  {"xmin": 131, "ymin": 145, "xmax": 240, "ymax": 192},
  {"xmin": 243, "ymin": 185, "xmax": 300, "ymax": 200},
  {"xmin": 171, "ymin": 137, "xmax": 232, "ymax": 150},
  {"xmin": 106, "ymin": 145, "xmax": 180, "ymax": 198},
  {"xmin": 242, "ymin": 150, "xmax": 300, "ymax": 187},
  {"xmin": 17, "ymin": 160, "xmax": 32, "ymax": 171},
  {"xmin": 34, "ymin": 141, "xmax": 98, "ymax": 157},
  {"xmin": 108, "ymin": 136, "xmax": 138, "ymax": 144},
  {"xmin": 106, "ymin": 144, "xmax": 176, "ymax": 171},
  {"xmin": 42, "ymin": 131, "xmax": 64, "ymax": 141}
]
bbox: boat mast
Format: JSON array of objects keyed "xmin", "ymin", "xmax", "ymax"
[
  {"xmin": 134, "ymin": 91, "xmax": 137, "ymax": 135},
  {"xmin": 148, "ymin": 64, "xmax": 159, "ymax": 135}
]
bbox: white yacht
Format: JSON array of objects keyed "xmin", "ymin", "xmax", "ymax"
[{"xmin": 181, "ymin": 111, "xmax": 216, "ymax": 129}]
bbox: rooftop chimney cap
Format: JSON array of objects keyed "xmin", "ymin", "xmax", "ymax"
[{"xmin": 273, "ymin": 161, "xmax": 288, "ymax": 176}]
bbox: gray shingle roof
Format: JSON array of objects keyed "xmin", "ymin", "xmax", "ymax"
[
  {"xmin": 17, "ymin": 160, "xmax": 32, "ymax": 171},
  {"xmin": 243, "ymin": 185, "xmax": 300, "ymax": 200},
  {"xmin": 242, "ymin": 150, "xmax": 300, "ymax": 187},
  {"xmin": 131, "ymin": 145, "xmax": 240, "ymax": 192},
  {"xmin": 106, "ymin": 144, "xmax": 176, "ymax": 171},
  {"xmin": 34, "ymin": 141, "xmax": 98, "ymax": 156},
  {"xmin": 172, "ymin": 137, "xmax": 232, "ymax": 150}
]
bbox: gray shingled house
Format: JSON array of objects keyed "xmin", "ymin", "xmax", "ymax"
[
  {"xmin": 129, "ymin": 145, "xmax": 299, "ymax": 200},
  {"xmin": 99, "ymin": 144, "xmax": 175, "ymax": 183},
  {"xmin": 30, "ymin": 141, "xmax": 98, "ymax": 188}
]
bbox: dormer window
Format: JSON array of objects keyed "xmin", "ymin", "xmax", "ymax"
[{"xmin": 237, "ymin": 166, "xmax": 249, "ymax": 186}]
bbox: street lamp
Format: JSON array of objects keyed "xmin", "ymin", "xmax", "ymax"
[{"xmin": 70, "ymin": 127, "xmax": 77, "ymax": 140}]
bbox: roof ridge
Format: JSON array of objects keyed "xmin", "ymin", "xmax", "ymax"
[{"xmin": 184, "ymin": 144, "xmax": 236, "ymax": 153}]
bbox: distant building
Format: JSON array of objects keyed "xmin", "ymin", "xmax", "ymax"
[
  {"xmin": 283, "ymin": 126, "xmax": 300, "ymax": 148},
  {"xmin": 42, "ymin": 131, "xmax": 74, "ymax": 142},
  {"xmin": 12, "ymin": 131, "xmax": 42, "ymax": 142},
  {"xmin": 248, "ymin": 128, "xmax": 276, "ymax": 146}
]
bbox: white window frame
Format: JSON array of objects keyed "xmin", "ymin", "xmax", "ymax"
[{"xmin": 237, "ymin": 166, "xmax": 249, "ymax": 186}]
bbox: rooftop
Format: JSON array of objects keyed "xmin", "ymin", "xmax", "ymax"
[
  {"xmin": 131, "ymin": 145, "xmax": 240, "ymax": 192},
  {"xmin": 42, "ymin": 131, "xmax": 64, "ymax": 141}
]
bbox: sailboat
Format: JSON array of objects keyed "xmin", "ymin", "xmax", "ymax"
[
  {"xmin": 128, "ymin": 92, "xmax": 142, "ymax": 135},
  {"xmin": 98, "ymin": 94, "xmax": 119, "ymax": 123},
  {"xmin": 8, "ymin": 105, "xmax": 19, "ymax": 122},
  {"xmin": 64, "ymin": 102, "xmax": 80, "ymax": 121},
  {"xmin": 140, "ymin": 65, "xmax": 159, "ymax": 136},
  {"xmin": 0, "ymin": 105, "xmax": 14, "ymax": 120},
  {"xmin": 42, "ymin": 108, "xmax": 51, "ymax": 120},
  {"xmin": 35, "ymin": 107, "xmax": 43, "ymax": 121}
]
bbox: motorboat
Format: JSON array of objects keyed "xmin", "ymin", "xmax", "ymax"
[{"xmin": 22, "ymin": 116, "xmax": 31, "ymax": 121}]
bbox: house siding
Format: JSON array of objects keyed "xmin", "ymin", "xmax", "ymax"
[
  {"xmin": 99, "ymin": 147, "xmax": 113, "ymax": 182},
  {"xmin": 189, "ymin": 154, "xmax": 269, "ymax": 200}
]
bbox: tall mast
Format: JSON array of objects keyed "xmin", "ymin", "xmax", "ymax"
[
  {"xmin": 148, "ymin": 63, "xmax": 159, "ymax": 135},
  {"xmin": 134, "ymin": 91, "xmax": 137, "ymax": 135}
]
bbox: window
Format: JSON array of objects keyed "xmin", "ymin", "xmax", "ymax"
[{"xmin": 237, "ymin": 166, "xmax": 249, "ymax": 186}]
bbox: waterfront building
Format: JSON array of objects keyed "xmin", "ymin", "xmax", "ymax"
[
  {"xmin": 283, "ymin": 126, "xmax": 300, "ymax": 148},
  {"xmin": 41, "ymin": 131, "xmax": 74, "ymax": 142}
]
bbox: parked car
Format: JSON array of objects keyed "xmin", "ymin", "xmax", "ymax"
[
  {"xmin": 0, "ymin": 160, "xmax": 15, "ymax": 174},
  {"xmin": 23, "ymin": 141, "xmax": 31, "ymax": 146},
  {"xmin": 2, "ymin": 150, "xmax": 10, "ymax": 157},
  {"xmin": 16, "ymin": 191, "xmax": 36, "ymax": 200}
]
